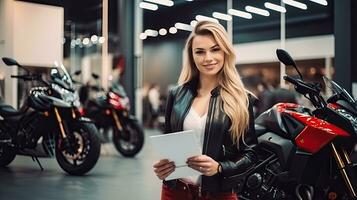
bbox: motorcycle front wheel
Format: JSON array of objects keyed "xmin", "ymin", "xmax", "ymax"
[
  {"xmin": 56, "ymin": 121, "xmax": 101, "ymax": 175},
  {"xmin": 0, "ymin": 145, "xmax": 16, "ymax": 167},
  {"xmin": 112, "ymin": 119, "xmax": 144, "ymax": 157}
]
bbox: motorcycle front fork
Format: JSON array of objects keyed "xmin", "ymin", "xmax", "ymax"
[
  {"xmin": 112, "ymin": 110, "xmax": 123, "ymax": 132},
  {"xmin": 331, "ymin": 142, "xmax": 357, "ymax": 198},
  {"xmin": 54, "ymin": 107, "xmax": 68, "ymax": 139},
  {"xmin": 54, "ymin": 107, "xmax": 78, "ymax": 151},
  {"xmin": 111, "ymin": 110, "xmax": 130, "ymax": 140}
]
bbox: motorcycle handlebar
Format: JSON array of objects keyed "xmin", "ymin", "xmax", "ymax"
[
  {"xmin": 283, "ymin": 75, "xmax": 320, "ymax": 95},
  {"xmin": 11, "ymin": 75, "xmax": 34, "ymax": 81},
  {"xmin": 11, "ymin": 74, "xmax": 50, "ymax": 87},
  {"xmin": 11, "ymin": 75, "xmax": 23, "ymax": 79},
  {"xmin": 283, "ymin": 75, "xmax": 299, "ymax": 86},
  {"xmin": 284, "ymin": 75, "xmax": 327, "ymax": 108},
  {"xmin": 283, "ymin": 75, "xmax": 319, "ymax": 94}
]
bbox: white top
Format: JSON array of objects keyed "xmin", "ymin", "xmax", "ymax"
[{"xmin": 181, "ymin": 107, "xmax": 207, "ymax": 185}]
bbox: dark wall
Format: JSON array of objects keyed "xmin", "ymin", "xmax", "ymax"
[
  {"xmin": 143, "ymin": 0, "xmax": 333, "ymax": 44},
  {"xmin": 352, "ymin": 0, "xmax": 357, "ymax": 83},
  {"xmin": 233, "ymin": 0, "xmax": 333, "ymax": 43},
  {"xmin": 119, "ymin": 0, "xmax": 135, "ymax": 112},
  {"xmin": 334, "ymin": 0, "xmax": 356, "ymax": 93},
  {"xmin": 143, "ymin": 39, "xmax": 185, "ymax": 94}
]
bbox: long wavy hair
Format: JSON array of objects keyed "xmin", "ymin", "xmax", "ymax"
[{"xmin": 178, "ymin": 21, "xmax": 249, "ymax": 144}]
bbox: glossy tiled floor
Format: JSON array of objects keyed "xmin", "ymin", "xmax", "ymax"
[{"xmin": 0, "ymin": 129, "xmax": 162, "ymax": 200}]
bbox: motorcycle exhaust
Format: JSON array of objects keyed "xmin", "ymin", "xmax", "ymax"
[
  {"xmin": 0, "ymin": 139, "xmax": 12, "ymax": 143},
  {"xmin": 17, "ymin": 138, "xmax": 53, "ymax": 158}
]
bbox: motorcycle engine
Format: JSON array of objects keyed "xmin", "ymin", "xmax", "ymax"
[
  {"xmin": 0, "ymin": 121, "xmax": 11, "ymax": 140},
  {"xmin": 240, "ymin": 149, "xmax": 289, "ymax": 200},
  {"xmin": 16, "ymin": 114, "xmax": 42, "ymax": 148}
]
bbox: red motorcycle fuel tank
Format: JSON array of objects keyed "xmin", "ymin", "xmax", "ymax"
[
  {"xmin": 280, "ymin": 103, "xmax": 349, "ymax": 153},
  {"xmin": 256, "ymin": 103, "xmax": 350, "ymax": 154}
]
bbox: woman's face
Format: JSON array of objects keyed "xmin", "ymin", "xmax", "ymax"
[{"xmin": 191, "ymin": 34, "xmax": 224, "ymax": 78}]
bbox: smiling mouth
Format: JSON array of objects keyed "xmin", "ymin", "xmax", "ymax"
[{"xmin": 203, "ymin": 63, "xmax": 217, "ymax": 67}]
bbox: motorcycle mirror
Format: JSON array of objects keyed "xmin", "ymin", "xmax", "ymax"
[
  {"xmin": 2, "ymin": 57, "xmax": 19, "ymax": 66},
  {"xmin": 276, "ymin": 49, "xmax": 303, "ymax": 80},
  {"xmin": 91, "ymin": 73, "xmax": 99, "ymax": 79},
  {"xmin": 2, "ymin": 57, "xmax": 30, "ymax": 74},
  {"xmin": 74, "ymin": 70, "xmax": 81, "ymax": 76}
]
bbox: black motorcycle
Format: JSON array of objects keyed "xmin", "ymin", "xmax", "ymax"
[
  {"xmin": 0, "ymin": 58, "xmax": 101, "ymax": 175},
  {"xmin": 222, "ymin": 50, "xmax": 357, "ymax": 199},
  {"xmin": 80, "ymin": 74, "xmax": 144, "ymax": 157}
]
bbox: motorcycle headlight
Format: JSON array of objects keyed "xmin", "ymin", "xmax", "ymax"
[
  {"xmin": 336, "ymin": 108, "xmax": 357, "ymax": 133},
  {"xmin": 51, "ymin": 83, "xmax": 77, "ymax": 105},
  {"xmin": 120, "ymin": 97, "xmax": 130, "ymax": 110},
  {"xmin": 72, "ymin": 91, "xmax": 81, "ymax": 107}
]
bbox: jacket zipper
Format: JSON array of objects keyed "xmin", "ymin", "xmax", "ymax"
[
  {"xmin": 200, "ymin": 96, "xmax": 216, "ymax": 196},
  {"xmin": 203, "ymin": 96, "xmax": 216, "ymax": 154}
]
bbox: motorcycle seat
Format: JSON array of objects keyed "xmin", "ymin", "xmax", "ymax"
[
  {"xmin": 93, "ymin": 96, "xmax": 109, "ymax": 108},
  {"xmin": 0, "ymin": 104, "xmax": 24, "ymax": 117},
  {"xmin": 85, "ymin": 97, "xmax": 109, "ymax": 114}
]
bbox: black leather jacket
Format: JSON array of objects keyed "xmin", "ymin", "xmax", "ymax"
[{"xmin": 164, "ymin": 79, "xmax": 258, "ymax": 193}]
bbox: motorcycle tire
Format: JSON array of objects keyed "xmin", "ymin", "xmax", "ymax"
[
  {"xmin": 112, "ymin": 120, "xmax": 144, "ymax": 157},
  {"xmin": 56, "ymin": 121, "xmax": 101, "ymax": 175},
  {"xmin": 0, "ymin": 145, "xmax": 16, "ymax": 167}
]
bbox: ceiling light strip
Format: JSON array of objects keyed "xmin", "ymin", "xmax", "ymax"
[
  {"xmin": 144, "ymin": 29, "xmax": 159, "ymax": 37},
  {"xmin": 283, "ymin": 0, "xmax": 307, "ymax": 10},
  {"xmin": 309, "ymin": 0, "xmax": 328, "ymax": 6},
  {"xmin": 144, "ymin": 0, "xmax": 174, "ymax": 7},
  {"xmin": 195, "ymin": 15, "xmax": 219, "ymax": 23},
  {"xmin": 212, "ymin": 12, "xmax": 232, "ymax": 21},
  {"xmin": 139, "ymin": 33, "xmax": 147, "ymax": 40},
  {"xmin": 228, "ymin": 9, "xmax": 252, "ymax": 19},
  {"xmin": 245, "ymin": 6, "xmax": 270, "ymax": 16},
  {"xmin": 190, "ymin": 20, "xmax": 198, "ymax": 27},
  {"xmin": 139, "ymin": 2, "xmax": 158, "ymax": 11},
  {"xmin": 159, "ymin": 28, "xmax": 167, "ymax": 35},
  {"xmin": 175, "ymin": 22, "xmax": 193, "ymax": 31},
  {"xmin": 264, "ymin": 2, "xmax": 286, "ymax": 13},
  {"xmin": 169, "ymin": 27, "xmax": 177, "ymax": 34}
]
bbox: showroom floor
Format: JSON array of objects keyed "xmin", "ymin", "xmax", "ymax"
[{"xmin": 0, "ymin": 129, "xmax": 162, "ymax": 200}]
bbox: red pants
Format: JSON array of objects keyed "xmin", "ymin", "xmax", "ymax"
[{"xmin": 161, "ymin": 181, "xmax": 238, "ymax": 200}]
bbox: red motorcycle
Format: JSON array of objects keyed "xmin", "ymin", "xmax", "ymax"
[
  {"xmin": 80, "ymin": 78, "xmax": 144, "ymax": 158},
  {"xmin": 223, "ymin": 49, "xmax": 357, "ymax": 200}
]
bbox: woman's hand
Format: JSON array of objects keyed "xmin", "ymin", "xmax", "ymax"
[
  {"xmin": 187, "ymin": 155, "xmax": 219, "ymax": 176},
  {"xmin": 153, "ymin": 159, "xmax": 175, "ymax": 180}
]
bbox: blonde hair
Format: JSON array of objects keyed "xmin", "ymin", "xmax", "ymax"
[{"xmin": 178, "ymin": 21, "xmax": 250, "ymax": 144}]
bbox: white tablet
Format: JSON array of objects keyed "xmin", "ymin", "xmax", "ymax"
[{"xmin": 150, "ymin": 130, "xmax": 203, "ymax": 180}]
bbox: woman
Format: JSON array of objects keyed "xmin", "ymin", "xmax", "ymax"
[{"xmin": 153, "ymin": 21, "xmax": 257, "ymax": 200}]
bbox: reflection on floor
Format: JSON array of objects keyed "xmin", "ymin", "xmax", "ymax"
[{"xmin": 0, "ymin": 129, "xmax": 163, "ymax": 200}]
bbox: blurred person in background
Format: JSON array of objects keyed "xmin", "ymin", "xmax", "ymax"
[
  {"xmin": 256, "ymin": 81, "xmax": 298, "ymax": 116},
  {"xmin": 272, "ymin": 86, "xmax": 298, "ymax": 104},
  {"xmin": 148, "ymin": 83, "xmax": 161, "ymax": 128},
  {"xmin": 255, "ymin": 81, "xmax": 274, "ymax": 116},
  {"xmin": 79, "ymin": 81, "xmax": 91, "ymax": 106},
  {"xmin": 153, "ymin": 21, "xmax": 257, "ymax": 200},
  {"xmin": 142, "ymin": 82, "xmax": 151, "ymax": 127}
]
